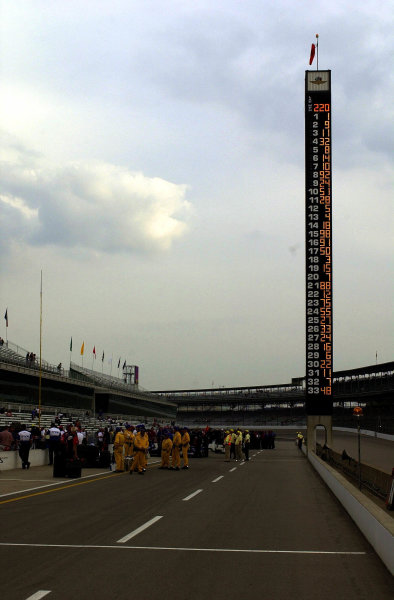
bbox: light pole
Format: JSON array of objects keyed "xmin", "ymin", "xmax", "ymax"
[{"xmin": 353, "ymin": 406, "xmax": 363, "ymax": 490}]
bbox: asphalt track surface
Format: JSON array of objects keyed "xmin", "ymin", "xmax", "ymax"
[{"xmin": 1, "ymin": 440, "xmax": 393, "ymax": 600}]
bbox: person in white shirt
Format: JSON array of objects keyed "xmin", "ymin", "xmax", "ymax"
[
  {"xmin": 48, "ymin": 423, "xmax": 62, "ymax": 465},
  {"xmin": 18, "ymin": 426, "xmax": 32, "ymax": 469}
]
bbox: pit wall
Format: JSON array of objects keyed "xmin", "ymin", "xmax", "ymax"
[
  {"xmin": 0, "ymin": 448, "xmax": 49, "ymax": 470},
  {"xmin": 305, "ymin": 447, "xmax": 394, "ymax": 576},
  {"xmin": 0, "ymin": 445, "xmax": 115, "ymax": 471}
]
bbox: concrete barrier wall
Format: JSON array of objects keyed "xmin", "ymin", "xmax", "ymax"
[
  {"xmin": 0, "ymin": 445, "xmax": 115, "ymax": 471},
  {"xmin": 307, "ymin": 449, "xmax": 394, "ymax": 576},
  {"xmin": 0, "ymin": 448, "xmax": 49, "ymax": 470}
]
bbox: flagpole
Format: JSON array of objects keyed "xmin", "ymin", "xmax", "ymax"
[
  {"xmin": 5, "ymin": 308, "xmax": 8, "ymax": 344},
  {"xmin": 316, "ymin": 33, "xmax": 319, "ymax": 70},
  {"xmin": 38, "ymin": 271, "xmax": 43, "ymax": 430},
  {"xmin": 69, "ymin": 337, "xmax": 72, "ymax": 369}
]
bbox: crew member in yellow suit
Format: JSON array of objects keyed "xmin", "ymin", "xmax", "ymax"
[
  {"xmin": 181, "ymin": 427, "xmax": 190, "ymax": 469},
  {"xmin": 224, "ymin": 430, "xmax": 232, "ymax": 462},
  {"xmin": 159, "ymin": 430, "xmax": 173, "ymax": 469},
  {"xmin": 123, "ymin": 425, "xmax": 134, "ymax": 457},
  {"xmin": 113, "ymin": 427, "xmax": 125, "ymax": 472},
  {"xmin": 230, "ymin": 429, "xmax": 236, "ymax": 460},
  {"xmin": 130, "ymin": 425, "xmax": 149, "ymax": 475},
  {"xmin": 235, "ymin": 429, "xmax": 243, "ymax": 462},
  {"xmin": 123, "ymin": 424, "xmax": 134, "ymax": 472},
  {"xmin": 171, "ymin": 427, "xmax": 182, "ymax": 470}
]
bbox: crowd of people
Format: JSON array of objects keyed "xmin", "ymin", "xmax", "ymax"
[{"xmin": 0, "ymin": 412, "xmax": 281, "ymax": 473}]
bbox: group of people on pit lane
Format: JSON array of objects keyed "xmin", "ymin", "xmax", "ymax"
[
  {"xmin": 113, "ymin": 424, "xmax": 191, "ymax": 474},
  {"xmin": 223, "ymin": 429, "xmax": 251, "ymax": 462}
]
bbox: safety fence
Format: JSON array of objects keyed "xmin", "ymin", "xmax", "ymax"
[{"xmin": 315, "ymin": 442, "xmax": 392, "ymax": 501}]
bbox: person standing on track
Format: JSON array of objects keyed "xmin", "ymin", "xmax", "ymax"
[
  {"xmin": 230, "ymin": 429, "xmax": 236, "ymax": 460},
  {"xmin": 171, "ymin": 426, "xmax": 182, "ymax": 470},
  {"xmin": 124, "ymin": 425, "xmax": 134, "ymax": 460},
  {"xmin": 17, "ymin": 425, "xmax": 32, "ymax": 469},
  {"xmin": 48, "ymin": 422, "xmax": 61, "ymax": 465},
  {"xmin": 235, "ymin": 429, "xmax": 243, "ymax": 462},
  {"xmin": 224, "ymin": 430, "xmax": 232, "ymax": 462},
  {"xmin": 243, "ymin": 430, "xmax": 250, "ymax": 461},
  {"xmin": 130, "ymin": 425, "xmax": 149, "ymax": 475},
  {"xmin": 113, "ymin": 426, "xmax": 125, "ymax": 472},
  {"xmin": 181, "ymin": 427, "xmax": 190, "ymax": 470},
  {"xmin": 159, "ymin": 430, "xmax": 173, "ymax": 469}
]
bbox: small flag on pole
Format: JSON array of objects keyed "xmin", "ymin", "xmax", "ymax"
[
  {"xmin": 102, "ymin": 351, "xmax": 104, "ymax": 362},
  {"xmin": 70, "ymin": 337, "xmax": 73, "ymax": 352},
  {"xmin": 93, "ymin": 346, "xmax": 96, "ymax": 358},
  {"xmin": 309, "ymin": 43, "xmax": 316, "ymax": 65},
  {"xmin": 118, "ymin": 358, "xmax": 121, "ymax": 368},
  {"xmin": 81, "ymin": 342, "xmax": 85, "ymax": 356},
  {"xmin": 123, "ymin": 360, "xmax": 126, "ymax": 369},
  {"xmin": 4, "ymin": 309, "xmax": 8, "ymax": 327}
]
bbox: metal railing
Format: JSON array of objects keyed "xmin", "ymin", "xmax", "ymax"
[{"xmin": 315, "ymin": 443, "xmax": 392, "ymax": 501}]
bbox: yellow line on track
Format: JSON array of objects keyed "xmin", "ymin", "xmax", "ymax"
[
  {"xmin": 0, "ymin": 461, "xmax": 160, "ymax": 506},
  {"xmin": 0, "ymin": 472, "xmax": 124, "ymax": 506}
]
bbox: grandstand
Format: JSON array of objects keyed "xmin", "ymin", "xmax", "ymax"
[
  {"xmin": 0, "ymin": 339, "xmax": 393, "ymax": 433},
  {"xmin": 0, "ymin": 340, "xmax": 176, "ymax": 420}
]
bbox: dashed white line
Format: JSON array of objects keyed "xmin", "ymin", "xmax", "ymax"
[
  {"xmin": 182, "ymin": 489, "xmax": 203, "ymax": 501},
  {"xmin": 229, "ymin": 467, "xmax": 237, "ymax": 472},
  {"xmin": 25, "ymin": 591, "xmax": 51, "ymax": 600},
  {"xmin": 117, "ymin": 516, "xmax": 163, "ymax": 543},
  {"xmin": 212, "ymin": 476, "xmax": 224, "ymax": 483}
]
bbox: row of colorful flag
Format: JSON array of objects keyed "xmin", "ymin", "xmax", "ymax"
[{"xmin": 70, "ymin": 338, "xmax": 127, "ymax": 369}]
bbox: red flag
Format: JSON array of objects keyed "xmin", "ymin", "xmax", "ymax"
[
  {"xmin": 309, "ymin": 43, "xmax": 316, "ymax": 65},
  {"xmin": 93, "ymin": 346, "xmax": 96, "ymax": 358}
]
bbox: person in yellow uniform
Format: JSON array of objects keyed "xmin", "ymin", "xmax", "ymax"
[
  {"xmin": 130, "ymin": 425, "xmax": 149, "ymax": 475},
  {"xmin": 171, "ymin": 427, "xmax": 182, "ymax": 470},
  {"xmin": 230, "ymin": 429, "xmax": 236, "ymax": 460},
  {"xmin": 123, "ymin": 424, "xmax": 134, "ymax": 472},
  {"xmin": 113, "ymin": 426, "xmax": 125, "ymax": 472},
  {"xmin": 235, "ymin": 429, "xmax": 243, "ymax": 462},
  {"xmin": 159, "ymin": 430, "xmax": 173, "ymax": 469},
  {"xmin": 181, "ymin": 427, "xmax": 190, "ymax": 469},
  {"xmin": 224, "ymin": 430, "xmax": 232, "ymax": 462}
]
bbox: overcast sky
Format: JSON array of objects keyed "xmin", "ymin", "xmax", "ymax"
[{"xmin": 1, "ymin": 0, "xmax": 393, "ymax": 390}]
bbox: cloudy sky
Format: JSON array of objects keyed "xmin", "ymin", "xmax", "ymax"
[{"xmin": 1, "ymin": 0, "xmax": 393, "ymax": 390}]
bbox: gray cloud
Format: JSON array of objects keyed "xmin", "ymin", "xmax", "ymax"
[{"xmin": 0, "ymin": 148, "xmax": 192, "ymax": 254}]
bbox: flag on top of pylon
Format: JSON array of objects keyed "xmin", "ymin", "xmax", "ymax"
[
  {"xmin": 309, "ymin": 43, "xmax": 316, "ymax": 65},
  {"xmin": 117, "ymin": 358, "xmax": 121, "ymax": 368},
  {"xmin": 70, "ymin": 337, "xmax": 73, "ymax": 352},
  {"xmin": 93, "ymin": 346, "xmax": 96, "ymax": 358},
  {"xmin": 4, "ymin": 309, "xmax": 8, "ymax": 327},
  {"xmin": 80, "ymin": 341, "xmax": 84, "ymax": 355},
  {"xmin": 102, "ymin": 351, "xmax": 104, "ymax": 362}
]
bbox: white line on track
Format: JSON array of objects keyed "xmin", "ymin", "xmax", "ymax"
[
  {"xmin": 182, "ymin": 489, "xmax": 203, "ymax": 501},
  {"xmin": 117, "ymin": 516, "xmax": 163, "ymax": 543},
  {"xmin": 25, "ymin": 591, "xmax": 51, "ymax": 600},
  {"xmin": 212, "ymin": 476, "xmax": 224, "ymax": 483},
  {"xmin": 0, "ymin": 542, "xmax": 366, "ymax": 555},
  {"xmin": 0, "ymin": 471, "xmax": 114, "ymax": 498},
  {"xmin": 239, "ymin": 461, "xmax": 245, "ymax": 466},
  {"xmin": 229, "ymin": 467, "xmax": 237, "ymax": 472}
]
